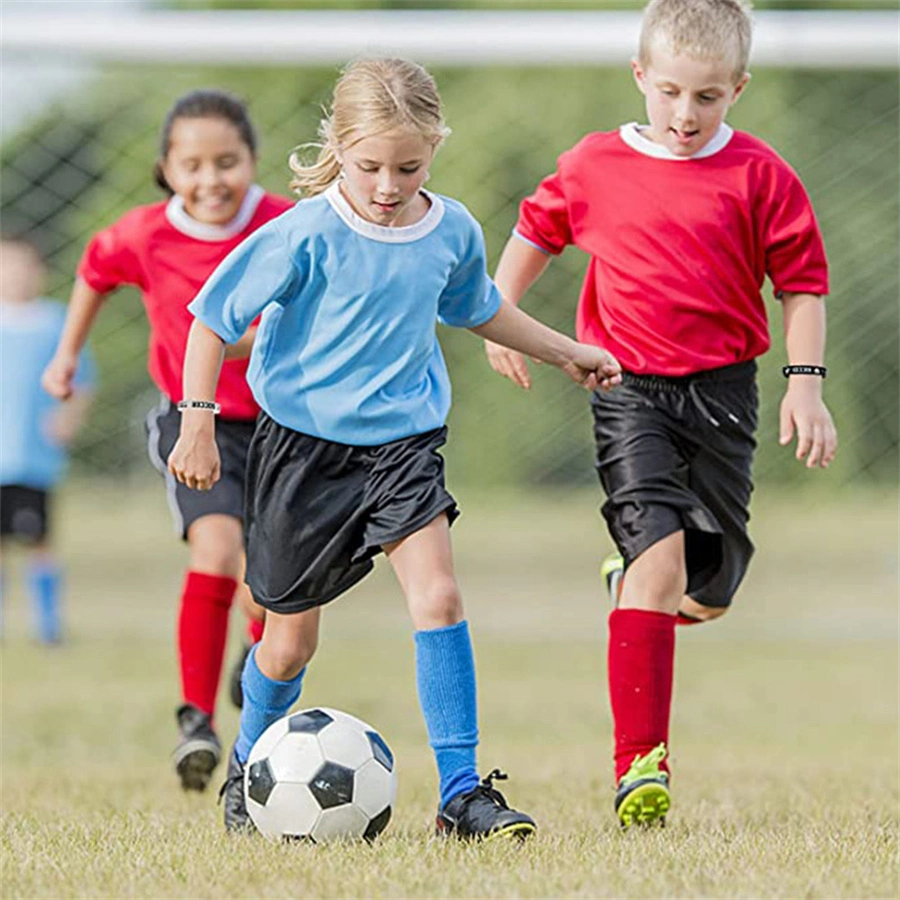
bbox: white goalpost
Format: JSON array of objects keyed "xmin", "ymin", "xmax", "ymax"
[{"xmin": 1, "ymin": 9, "xmax": 897, "ymax": 69}]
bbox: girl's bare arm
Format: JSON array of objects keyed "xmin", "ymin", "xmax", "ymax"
[
  {"xmin": 484, "ymin": 238, "xmax": 552, "ymax": 389},
  {"xmin": 167, "ymin": 320, "xmax": 227, "ymax": 491},
  {"xmin": 42, "ymin": 279, "xmax": 106, "ymax": 400},
  {"xmin": 472, "ymin": 299, "xmax": 620, "ymax": 392}
]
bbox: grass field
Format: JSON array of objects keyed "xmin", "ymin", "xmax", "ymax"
[{"xmin": 1, "ymin": 483, "xmax": 897, "ymax": 900}]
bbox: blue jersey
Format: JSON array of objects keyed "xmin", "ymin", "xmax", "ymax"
[
  {"xmin": 0, "ymin": 300, "xmax": 95, "ymax": 489},
  {"xmin": 189, "ymin": 185, "xmax": 502, "ymax": 446}
]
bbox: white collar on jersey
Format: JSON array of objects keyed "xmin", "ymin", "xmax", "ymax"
[
  {"xmin": 324, "ymin": 181, "xmax": 444, "ymax": 243},
  {"xmin": 165, "ymin": 184, "xmax": 265, "ymax": 242},
  {"xmin": 618, "ymin": 122, "xmax": 734, "ymax": 161}
]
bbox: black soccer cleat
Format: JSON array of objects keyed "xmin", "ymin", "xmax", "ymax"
[
  {"xmin": 436, "ymin": 769, "xmax": 536, "ymax": 842},
  {"xmin": 173, "ymin": 703, "xmax": 221, "ymax": 792},
  {"xmin": 219, "ymin": 746, "xmax": 256, "ymax": 834},
  {"xmin": 228, "ymin": 644, "xmax": 252, "ymax": 710}
]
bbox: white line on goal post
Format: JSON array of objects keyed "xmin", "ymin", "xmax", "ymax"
[{"xmin": 1, "ymin": 10, "xmax": 897, "ymax": 69}]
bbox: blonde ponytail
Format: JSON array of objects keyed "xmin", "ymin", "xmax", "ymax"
[{"xmin": 289, "ymin": 142, "xmax": 342, "ymax": 199}]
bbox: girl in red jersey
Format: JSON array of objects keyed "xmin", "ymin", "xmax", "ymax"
[{"xmin": 42, "ymin": 90, "xmax": 294, "ymax": 792}]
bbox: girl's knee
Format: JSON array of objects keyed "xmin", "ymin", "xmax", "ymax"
[
  {"xmin": 187, "ymin": 517, "xmax": 243, "ymax": 577},
  {"xmin": 410, "ymin": 577, "xmax": 463, "ymax": 630},
  {"xmin": 257, "ymin": 638, "xmax": 316, "ymax": 681},
  {"xmin": 257, "ymin": 614, "xmax": 320, "ymax": 680}
]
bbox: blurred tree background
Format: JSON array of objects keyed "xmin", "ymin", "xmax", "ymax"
[{"xmin": 1, "ymin": 2, "xmax": 896, "ymax": 489}]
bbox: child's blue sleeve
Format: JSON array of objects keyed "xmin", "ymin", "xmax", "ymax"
[
  {"xmin": 437, "ymin": 217, "xmax": 502, "ymax": 329},
  {"xmin": 73, "ymin": 346, "xmax": 96, "ymax": 391},
  {"xmin": 188, "ymin": 222, "xmax": 300, "ymax": 343}
]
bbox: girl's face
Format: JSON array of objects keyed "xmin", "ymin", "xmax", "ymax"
[
  {"xmin": 160, "ymin": 117, "xmax": 256, "ymax": 225},
  {"xmin": 632, "ymin": 42, "xmax": 748, "ymax": 157},
  {"xmin": 337, "ymin": 128, "xmax": 436, "ymax": 227}
]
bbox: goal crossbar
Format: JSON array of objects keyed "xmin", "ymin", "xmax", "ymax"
[{"xmin": 1, "ymin": 10, "xmax": 897, "ymax": 69}]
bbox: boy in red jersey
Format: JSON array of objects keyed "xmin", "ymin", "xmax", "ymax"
[
  {"xmin": 43, "ymin": 90, "xmax": 292, "ymax": 792},
  {"xmin": 486, "ymin": 0, "xmax": 837, "ymax": 827}
]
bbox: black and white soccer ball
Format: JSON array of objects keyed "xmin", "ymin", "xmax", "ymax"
[{"xmin": 245, "ymin": 707, "xmax": 397, "ymax": 842}]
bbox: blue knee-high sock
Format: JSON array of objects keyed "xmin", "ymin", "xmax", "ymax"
[
  {"xmin": 28, "ymin": 559, "xmax": 62, "ymax": 644},
  {"xmin": 415, "ymin": 620, "xmax": 480, "ymax": 809},
  {"xmin": 235, "ymin": 645, "xmax": 305, "ymax": 763}
]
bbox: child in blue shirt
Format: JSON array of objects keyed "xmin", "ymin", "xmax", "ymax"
[
  {"xmin": 168, "ymin": 58, "xmax": 621, "ymax": 839},
  {"xmin": 0, "ymin": 237, "xmax": 94, "ymax": 643}
]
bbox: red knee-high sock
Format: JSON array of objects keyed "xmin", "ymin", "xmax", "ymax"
[
  {"xmin": 608, "ymin": 608, "xmax": 676, "ymax": 782},
  {"xmin": 247, "ymin": 616, "xmax": 264, "ymax": 644},
  {"xmin": 178, "ymin": 571, "xmax": 237, "ymax": 717}
]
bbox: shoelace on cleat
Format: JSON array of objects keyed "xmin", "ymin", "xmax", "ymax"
[
  {"xmin": 469, "ymin": 769, "xmax": 512, "ymax": 810},
  {"xmin": 218, "ymin": 773, "xmax": 242, "ymax": 805},
  {"xmin": 621, "ymin": 744, "xmax": 667, "ymax": 787}
]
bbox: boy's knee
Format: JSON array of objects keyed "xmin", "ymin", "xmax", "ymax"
[
  {"xmin": 680, "ymin": 598, "xmax": 729, "ymax": 622},
  {"xmin": 621, "ymin": 535, "xmax": 687, "ymax": 611}
]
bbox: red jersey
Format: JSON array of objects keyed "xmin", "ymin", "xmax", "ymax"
[
  {"xmin": 515, "ymin": 125, "xmax": 829, "ymax": 376},
  {"xmin": 78, "ymin": 186, "xmax": 294, "ymax": 419}
]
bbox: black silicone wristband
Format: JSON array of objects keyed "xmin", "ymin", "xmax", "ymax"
[{"xmin": 782, "ymin": 365, "xmax": 827, "ymax": 379}]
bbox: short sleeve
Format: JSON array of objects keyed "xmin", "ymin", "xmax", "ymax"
[
  {"xmin": 188, "ymin": 221, "xmax": 300, "ymax": 343},
  {"xmin": 77, "ymin": 218, "xmax": 144, "ymax": 294},
  {"xmin": 437, "ymin": 216, "xmax": 502, "ymax": 329},
  {"xmin": 762, "ymin": 162, "xmax": 829, "ymax": 297},
  {"xmin": 513, "ymin": 166, "xmax": 573, "ymax": 256}
]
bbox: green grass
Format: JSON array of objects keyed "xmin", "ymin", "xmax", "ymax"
[{"xmin": 1, "ymin": 484, "xmax": 897, "ymax": 899}]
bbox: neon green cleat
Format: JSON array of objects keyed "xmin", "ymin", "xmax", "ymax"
[
  {"xmin": 601, "ymin": 553, "xmax": 625, "ymax": 607},
  {"xmin": 615, "ymin": 743, "xmax": 670, "ymax": 828}
]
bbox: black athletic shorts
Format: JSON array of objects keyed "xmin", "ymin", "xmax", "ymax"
[
  {"xmin": 244, "ymin": 413, "xmax": 459, "ymax": 614},
  {"xmin": 145, "ymin": 396, "xmax": 255, "ymax": 540},
  {"xmin": 591, "ymin": 360, "xmax": 758, "ymax": 608},
  {"xmin": 0, "ymin": 485, "xmax": 50, "ymax": 543}
]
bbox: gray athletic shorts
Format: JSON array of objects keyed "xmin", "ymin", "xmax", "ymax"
[{"xmin": 145, "ymin": 396, "xmax": 255, "ymax": 540}]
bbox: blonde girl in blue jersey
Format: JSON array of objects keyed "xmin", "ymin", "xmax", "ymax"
[{"xmin": 169, "ymin": 57, "xmax": 621, "ymax": 839}]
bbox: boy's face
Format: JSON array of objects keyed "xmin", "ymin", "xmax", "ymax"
[{"xmin": 632, "ymin": 42, "xmax": 749, "ymax": 157}]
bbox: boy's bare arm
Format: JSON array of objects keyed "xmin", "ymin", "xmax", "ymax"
[
  {"xmin": 167, "ymin": 320, "xmax": 227, "ymax": 491},
  {"xmin": 779, "ymin": 292, "xmax": 837, "ymax": 469},
  {"xmin": 472, "ymin": 299, "xmax": 620, "ymax": 392},
  {"xmin": 485, "ymin": 239, "xmax": 552, "ymax": 389},
  {"xmin": 42, "ymin": 279, "xmax": 106, "ymax": 400}
]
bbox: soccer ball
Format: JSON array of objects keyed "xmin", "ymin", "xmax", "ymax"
[{"xmin": 245, "ymin": 707, "xmax": 397, "ymax": 842}]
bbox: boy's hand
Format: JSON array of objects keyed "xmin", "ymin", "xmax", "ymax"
[
  {"xmin": 485, "ymin": 341, "xmax": 534, "ymax": 389},
  {"xmin": 779, "ymin": 378, "xmax": 837, "ymax": 468},
  {"xmin": 168, "ymin": 427, "xmax": 221, "ymax": 491},
  {"xmin": 562, "ymin": 342, "xmax": 622, "ymax": 392},
  {"xmin": 42, "ymin": 353, "xmax": 78, "ymax": 400}
]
